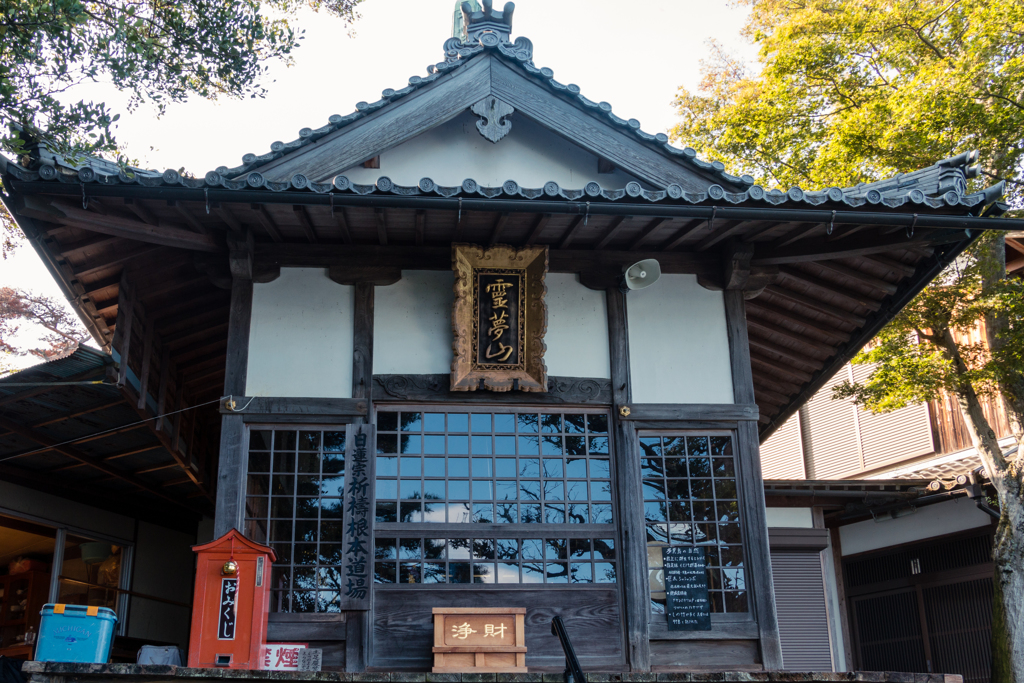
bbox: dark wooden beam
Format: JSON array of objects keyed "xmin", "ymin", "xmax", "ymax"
[
  {"xmin": 745, "ymin": 300, "xmax": 851, "ymax": 345},
  {"xmin": 213, "ymin": 273, "xmax": 253, "ymax": 536},
  {"xmin": 116, "ymin": 274, "xmax": 135, "ymax": 388},
  {"xmin": 170, "ymin": 200, "xmax": 210, "ymax": 235},
  {"xmin": 750, "ymin": 353, "xmax": 814, "ymax": 385},
  {"xmin": 415, "ymin": 209, "xmax": 426, "ymax": 246},
  {"xmin": 660, "ymin": 218, "xmax": 706, "ymax": 251},
  {"xmin": 593, "ymin": 215, "xmax": 629, "ymax": 250},
  {"xmin": 746, "ymin": 317, "xmax": 835, "ymax": 357},
  {"xmin": 373, "ymin": 375, "xmax": 611, "ymax": 405},
  {"xmin": 293, "ymin": 205, "xmax": 319, "ymax": 244},
  {"xmin": 58, "ymin": 235, "xmax": 121, "ymax": 260},
  {"xmin": 753, "ymin": 230, "xmax": 959, "ymax": 266},
  {"xmin": 489, "ymin": 212, "xmax": 511, "ymax": 245},
  {"xmin": 763, "ymin": 285, "xmax": 867, "ymax": 326},
  {"xmin": 748, "ymin": 337, "xmax": 822, "ymax": 372},
  {"xmin": 214, "ymin": 205, "xmax": 243, "ymax": 233},
  {"xmin": 163, "ymin": 322, "xmax": 229, "ymax": 348},
  {"xmin": 0, "ymin": 415, "xmax": 196, "ymax": 510},
  {"xmin": 827, "ymin": 223, "xmax": 871, "ymax": 241},
  {"xmin": 528, "ymin": 215, "xmax": 552, "ymax": 246},
  {"xmin": 605, "ymin": 287, "xmax": 650, "ymax": 671},
  {"xmin": 628, "ymin": 217, "xmax": 668, "ymax": 251},
  {"xmin": 335, "ymin": 205, "xmax": 353, "ymax": 245},
  {"xmin": 123, "ymin": 198, "xmax": 158, "ymax": 225},
  {"xmin": 722, "ymin": 290, "xmax": 783, "ymax": 669},
  {"xmin": 218, "ymin": 396, "xmax": 368, "ymax": 418},
  {"xmin": 861, "ymin": 254, "xmax": 918, "ymax": 277},
  {"xmin": 777, "ymin": 267, "xmax": 882, "ymax": 310},
  {"xmin": 29, "ymin": 200, "xmax": 222, "ymax": 252},
  {"xmin": 52, "ymin": 444, "xmax": 164, "ymax": 472},
  {"xmin": 352, "ymin": 282, "xmax": 374, "ymax": 406},
  {"xmin": 251, "ymin": 204, "xmax": 283, "ymax": 242},
  {"xmin": 557, "ymin": 215, "xmax": 585, "ymax": 250},
  {"xmin": 618, "ymin": 403, "xmax": 759, "ymax": 422},
  {"xmin": 374, "ymin": 209, "xmax": 388, "ymax": 246},
  {"xmin": 72, "ymin": 245, "xmax": 163, "ymax": 280},
  {"xmin": 810, "ymin": 260, "xmax": 899, "ymax": 295},
  {"xmin": 138, "ymin": 318, "xmax": 154, "ymax": 410},
  {"xmin": 771, "ymin": 222, "xmax": 822, "ymax": 249},
  {"xmin": 694, "ymin": 219, "xmax": 745, "ymax": 252}
]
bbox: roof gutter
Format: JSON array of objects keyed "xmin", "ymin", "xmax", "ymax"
[{"xmin": 7, "ymin": 180, "xmax": 1024, "ymax": 232}]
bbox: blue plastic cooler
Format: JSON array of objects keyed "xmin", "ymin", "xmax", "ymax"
[{"xmin": 35, "ymin": 604, "xmax": 117, "ymax": 663}]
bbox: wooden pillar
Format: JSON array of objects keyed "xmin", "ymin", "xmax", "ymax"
[
  {"xmin": 348, "ymin": 281, "xmax": 374, "ymax": 672},
  {"xmin": 214, "ymin": 267, "xmax": 254, "ymax": 538},
  {"xmin": 606, "ymin": 287, "xmax": 650, "ymax": 672},
  {"xmin": 724, "ymin": 289, "xmax": 784, "ymax": 669}
]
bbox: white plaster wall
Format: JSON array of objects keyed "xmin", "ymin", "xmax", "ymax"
[
  {"xmin": 247, "ymin": 268, "xmax": 354, "ymax": 398},
  {"xmin": 374, "ymin": 271, "xmax": 454, "ymax": 375},
  {"xmin": 545, "ymin": 274, "xmax": 610, "ymax": 379},
  {"xmin": 839, "ymin": 498, "xmax": 993, "ymax": 556},
  {"xmin": 626, "ymin": 274, "xmax": 734, "ymax": 404},
  {"xmin": 766, "ymin": 507, "xmax": 814, "ymax": 529},
  {"xmin": 340, "ymin": 111, "xmax": 645, "ymax": 189}
]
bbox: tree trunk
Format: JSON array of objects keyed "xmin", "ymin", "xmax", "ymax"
[
  {"xmin": 937, "ymin": 325, "xmax": 1024, "ymax": 683},
  {"xmin": 980, "ymin": 233, "xmax": 1024, "ymax": 446}
]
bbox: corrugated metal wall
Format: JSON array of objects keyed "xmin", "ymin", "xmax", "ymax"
[
  {"xmin": 771, "ymin": 552, "xmax": 834, "ymax": 670},
  {"xmin": 802, "ymin": 369, "xmax": 861, "ymax": 478},
  {"xmin": 760, "ymin": 363, "xmax": 939, "ymax": 480},
  {"xmin": 850, "ymin": 364, "xmax": 935, "ymax": 469},
  {"xmin": 760, "ymin": 413, "xmax": 805, "ymax": 479}
]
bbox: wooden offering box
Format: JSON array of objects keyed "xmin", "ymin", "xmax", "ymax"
[{"xmin": 432, "ymin": 607, "xmax": 526, "ymax": 673}]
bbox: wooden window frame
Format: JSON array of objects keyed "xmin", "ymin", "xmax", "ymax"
[
  {"xmin": 372, "ymin": 405, "xmax": 619, "ymax": 589},
  {"xmin": 637, "ymin": 427, "xmax": 759, "ymax": 637}
]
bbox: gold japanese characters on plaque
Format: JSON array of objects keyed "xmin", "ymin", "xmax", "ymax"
[
  {"xmin": 451, "ymin": 244, "xmax": 548, "ymax": 393},
  {"xmin": 432, "ymin": 607, "xmax": 527, "ymax": 673}
]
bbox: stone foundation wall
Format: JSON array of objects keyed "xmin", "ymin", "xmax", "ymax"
[{"xmin": 20, "ymin": 663, "xmax": 964, "ymax": 683}]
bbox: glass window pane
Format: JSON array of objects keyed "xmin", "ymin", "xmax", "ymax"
[
  {"xmin": 377, "ymin": 412, "xmax": 398, "ymax": 431},
  {"xmin": 401, "ymin": 413, "xmax": 422, "ymax": 432}
]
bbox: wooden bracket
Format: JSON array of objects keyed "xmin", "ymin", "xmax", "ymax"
[
  {"xmin": 227, "ymin": 229, "xmax": 255, "ymax": 280},
  {"xmin": 328, "ymin": 265, "xmax": 402, "ymax": 286},
  {"xmin": 723, "ymin": 240, "xmax": 778, "ymax": 299}
]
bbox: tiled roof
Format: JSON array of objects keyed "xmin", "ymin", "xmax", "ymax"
[{"xmin": 0, "ymin": 15, "xmax": 1005, "ymax": 212}]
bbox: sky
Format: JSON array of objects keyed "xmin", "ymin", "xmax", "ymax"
[{"xmin": 0, "ymin": 0, "xmax": 757, "ymax": 370}]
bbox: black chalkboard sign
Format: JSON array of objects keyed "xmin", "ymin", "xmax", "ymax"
[{"xmin": 662, "ymin": 546, "xmax": 711, "ymax": 631}]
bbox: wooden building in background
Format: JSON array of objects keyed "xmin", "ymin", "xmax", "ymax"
[{"xmin": 1, "ymin": 1, "xmax": 1020, "ymax": 673}]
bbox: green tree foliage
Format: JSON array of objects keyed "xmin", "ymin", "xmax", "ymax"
[
  {"xmin": 670, "ymin": 2, "xmax": 1024, "ymax": 677},
  {"xmin": 0, "ymin": 0, "xmax": 365, "ymax": 257},
  {"xmin": 671, "ymin": 0, "xmax": 1024, "ymax": 206}
]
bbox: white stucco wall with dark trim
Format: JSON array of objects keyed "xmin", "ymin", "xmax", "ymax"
[
  {"xmin": 626, "ymin": 274, "xmax": 734, "ymax": 404},
  {"xmin": 247, "ymin": 268, "xmax": 355, "ymax": 398},
  {"xmin": 341, "ymin": 111, "xmax": 645, "ymax": 190}
]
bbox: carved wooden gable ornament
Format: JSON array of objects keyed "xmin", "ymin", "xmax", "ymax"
[{"xmin": 451, "ymin": 244, "xmax": 548, "ymax": 392}]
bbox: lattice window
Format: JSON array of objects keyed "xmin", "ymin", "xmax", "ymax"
[
  {"xmin": 244, "ymin": 428, "xmax": 346, "ymax": 613},
  {"xmin": 374, "ymin": 410, "xmax": 613, "ymax": 525},
  {"xmin": 373, "ymin": 536, "xmax": 617, "ymax": 585},
  {"xmin": 641, "ymin": 433, "xmax": 747, "ymax": 614}
]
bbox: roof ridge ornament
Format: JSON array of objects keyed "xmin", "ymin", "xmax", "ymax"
[
  {"xmin": 443, "ymin": 1, "xmax": 532, "ymax": 65},
  {"xmin": 460, "ymin": 0, "xmax": 514, "ymax": 42}
]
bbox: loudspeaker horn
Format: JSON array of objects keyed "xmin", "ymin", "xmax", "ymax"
[{"xmin": 623, "ymin": 259, "xmax": 661, "ymax": 290}]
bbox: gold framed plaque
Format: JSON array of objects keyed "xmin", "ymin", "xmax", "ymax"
[{"xmin": 451, "ymin": 244, "xmax": 548, "ymax": 392}]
